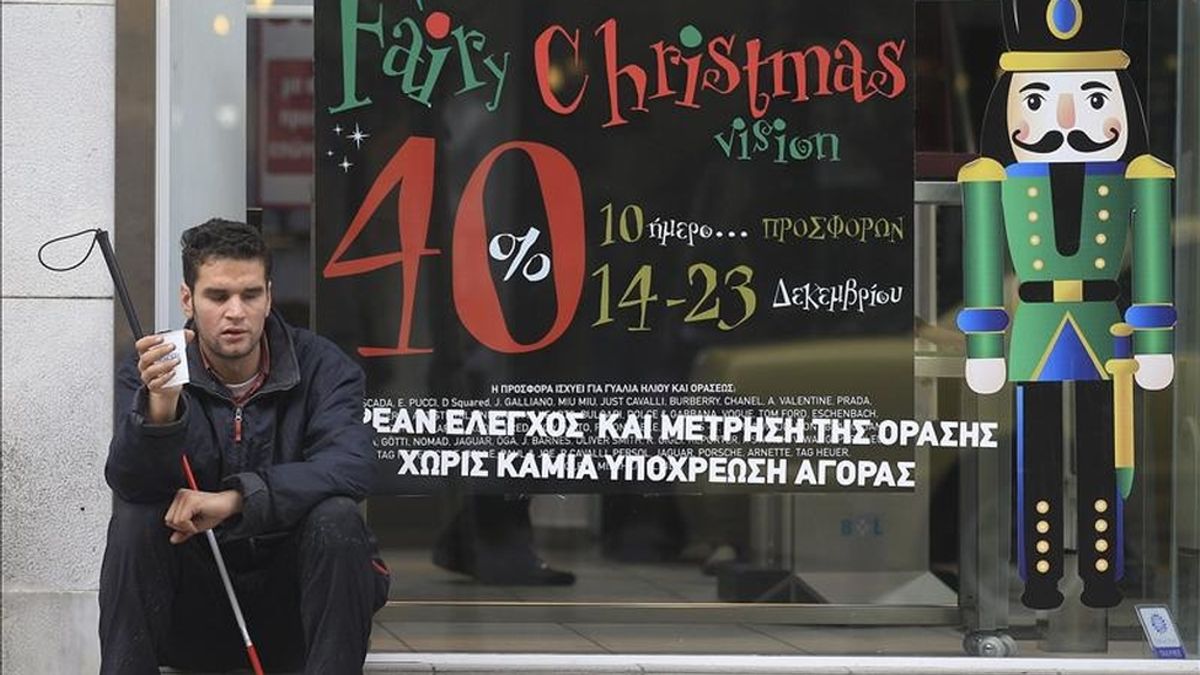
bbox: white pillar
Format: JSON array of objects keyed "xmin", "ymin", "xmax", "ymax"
[{"xmin": 1, "ymin": 1, "xmax": 115, "ymax": 672}]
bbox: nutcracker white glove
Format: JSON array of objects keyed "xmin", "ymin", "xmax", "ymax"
[
  {"xmin": 966, "ymin": 357, "xmax": 1006, "ymax": 394},
  {"xmin": 1134, "ymin": 354, "xmax": 1174, "ymax": 390}
]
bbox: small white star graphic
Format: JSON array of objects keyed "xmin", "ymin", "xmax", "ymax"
[
  {"xmin": 346, "ymin": 123, "xmax": 370, "ymax": 149},
  {"xmin": 333, "ymin": 124, "xmax": 343, "ymax": 135},
  {"xmin": 338, "ymin": 156, "xmax": 353, "ymax": 173},
  {"xmin": 326, "ymin": 150, "xmax": 334, "ymax": 157}
]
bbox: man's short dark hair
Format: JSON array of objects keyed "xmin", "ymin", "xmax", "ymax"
[{"xmin": 180, "ymin": 218, "xmax": 272, "ymax": 289}]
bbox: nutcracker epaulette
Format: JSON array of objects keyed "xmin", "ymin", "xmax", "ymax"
[
  {"xmin": 1126, "ymin": 154, "xmax": 1175, "ymax": 179},
  {"xmin": 958, "ymin": 157, "xmax": 1006, "ymax": 183}
]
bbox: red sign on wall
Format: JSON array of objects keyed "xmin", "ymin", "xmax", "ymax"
[
  {"xmin": 256, "ymin": 19, "xmax": 313, "ymax": 207},
  {"xmin": 266, "ymin": 59, "xmax": 313, "ymax": 175}
]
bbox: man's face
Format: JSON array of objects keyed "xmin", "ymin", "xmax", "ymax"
[
  {"xmin": 181, "ymin": 257, "xmax": 271, "ymax": 366},
  {"xmin": 1007, "ymin": 70, "xmax": 1128, "ymax": 163}
]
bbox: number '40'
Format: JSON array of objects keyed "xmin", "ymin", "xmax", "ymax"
[{"xmin": 323, "ymin": 136, "xmax": 586, "ymax": 355}]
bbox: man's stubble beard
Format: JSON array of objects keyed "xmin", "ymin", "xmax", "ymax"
[
  {"xmin": 191, "ymin": 300, "xmax": 259, "ymax": 363},
  {"xmin": 202, "ymin": 332, "xmax": 257, "ymax": 361}
]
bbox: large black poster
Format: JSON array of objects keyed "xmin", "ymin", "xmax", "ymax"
[{"xmin": 315, "ymin": 0, "xmax": 930, "ymax": 494}]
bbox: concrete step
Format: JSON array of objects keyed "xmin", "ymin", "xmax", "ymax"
[
  {"xmin": 358, "ymin": 653, "xmax": 1197, "ymax": 674},
  {"xmin": 165, "ymin": 653, "xmax": 1198, "ymax": 674}
]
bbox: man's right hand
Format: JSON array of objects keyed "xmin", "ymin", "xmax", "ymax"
[{"xmin": 136, "ymin": 330, "xmax": 194, "ymax": 424}]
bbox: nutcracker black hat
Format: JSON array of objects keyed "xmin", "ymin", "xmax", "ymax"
[{"xmin": 999, "ymin": 0, "xmax": 1129, "ymax": 71}]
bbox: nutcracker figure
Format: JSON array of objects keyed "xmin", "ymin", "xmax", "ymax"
[{"xmin": 958, "ymin": 0, "xmax": 1175, "ymax": 609}]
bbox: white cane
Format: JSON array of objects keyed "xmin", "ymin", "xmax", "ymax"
[{"xmin": 181, "ymin": 454, "xmax": 265, "ymax": 675}]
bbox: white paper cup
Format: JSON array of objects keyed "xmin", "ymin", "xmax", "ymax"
[{"xmin": 157, "ymin": 329, "xmax": 190, "ymax": 388}]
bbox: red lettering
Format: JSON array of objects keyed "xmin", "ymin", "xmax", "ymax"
[
  {"xmin": 766, "ymin": 51, "xmax": 789, "ymax": 99},
  {"xmin": 742, "ymin": 39, "xmax": 772, "ymax": 119},
  {"xmin": 833, "ymin": 39, "xmax": 868, "ymax": 102},
  {"xmin": 649, "ymin": 41, "xmax": 680, "ymax": 100},
  {"xmin": 531, "ymin": 19, "xmax": 907, "ymax": 125},
  {"xmin": 452, "ymin": 142, "xmax": 585, "ymax": 353},
  {"xmin": 596, "ymin": 18, "xmax": 648, "ymax": 127},
  {"xmin": 784, "ymin": 46, "xmax": 834, "ymax": 102},
  {"xmin": 534, "ymin": 25, "xmax": 588, "ymax": 115},
  {"xmin": 675, "ymin": 51, "xmax": 704, "ymax": 110},
  {"xmin": 323, "ymin": 137, "xmax": 439, "ymax": 356},
  {"xmin": 876, "ymin": 40, "xmax": 907, "ymax": 98},
  {"xmin": 702, "ymin": 36, "xmax": 740, "ymax": 94}
]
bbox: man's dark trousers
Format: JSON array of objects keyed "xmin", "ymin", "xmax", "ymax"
[{"xmin": 99, "ymin": 495, "xmax": 389, "ymax": 674}]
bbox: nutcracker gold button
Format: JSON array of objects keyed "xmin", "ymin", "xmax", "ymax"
[
  {"xmin": 1095, "ymin": 258, "xmax": 1106, "ymax": 270},
  {"xmin": 1098, "ymin": 209, "xmax": 1110, "ymax": 221},
  {"xmin": 1095, "ymin": 539, "xmax": 1109, "ymax": 552},
  {"xmin": 1036, "ymin": 500, "xmax": 1050, "ymax": 514},
  {"xmin": 1036, "ymin": 540, "xmax": 1050, "ymax": 554},
  {"xmin": 1033, "ymin": 259, "xmax": 1045, "ymax": 271},
  {"xmin": 1098, "ymin": 185, "xmax": 1110, "ymax": 196},
  {"xmin": 1094, "ymin": 499, "xmax": 1108, "ymax": 513},
  {"xmin": 1036, "ymin": 560, "xmax": 1050, "ymax": 574},
  {"xmin": 1095, "ymin": 519, "xmax": 1108, "ymax": 533},
  {"xmin": 1028, "ymin": 211, "xmax": 1039, "ymax": 222},
  {"xmin": 1029, "ymin": 234, "xmax": 1042, "ymax": 246},
  {"xmin": 1095, "ymin": 233, "xmax": 1108, "ymax": 245},
  {"xmin": 1036, "ymin": 520, "xmax": 1050, "ymax": 534},
  {"xmin": 1027, "ymin": 187, "xmax": 1039, "ymax": 198},
  {"xmin": 1095, "ymin": 559, "xmax": 1109, "ymax": 573}
]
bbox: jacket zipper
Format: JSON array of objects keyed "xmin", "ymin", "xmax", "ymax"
[{"xmin": 234, "ymin": 406, "xmax": 243, "ymax": 443}]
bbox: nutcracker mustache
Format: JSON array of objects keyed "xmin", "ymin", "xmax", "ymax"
[
  {"xmin": 1067, "ymin": 128, "xmax": 1122, "ymax": 152},
  {"xmin": 1011, "ymin": 128, "xmax": 1121, "ymax": 154}
]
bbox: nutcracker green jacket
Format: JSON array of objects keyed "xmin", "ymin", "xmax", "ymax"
[{"xmin": 957, "ymin": 154, "xmax": 1175, "ymax": 383}]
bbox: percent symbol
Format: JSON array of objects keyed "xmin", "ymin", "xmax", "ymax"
[{"xmin": 489, "ymin": 226, "xmax": 551, "ymax": 282}]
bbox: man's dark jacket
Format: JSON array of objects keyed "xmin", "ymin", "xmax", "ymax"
[{"xmin": 106, "ymin": 310, "xmax": 375, "ymax": 540}]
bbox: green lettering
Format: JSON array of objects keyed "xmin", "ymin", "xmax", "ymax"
[{"xmin": 328, "ymin": 0, "xmax": 384, "ymax": 114}]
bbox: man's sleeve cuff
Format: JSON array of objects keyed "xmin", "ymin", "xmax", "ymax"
[
  {"xmin": 957, "ymin": 307, "xmax": 1009, "ymax": 333},
  {"xmin": 220, "ymin": 472, "xmax": 268, "ymax": 540},
  {"xmin": 1125, "ymin": 304, "xmax": 1176, "ymax": 330},
  {"xmin": 131, "ymin": 388, "xmax": 190, "ymax": 437}
]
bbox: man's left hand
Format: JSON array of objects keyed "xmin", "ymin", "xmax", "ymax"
[{"xmin": 165, "ymin": 488, "xmax": 243, "ymax": 544}]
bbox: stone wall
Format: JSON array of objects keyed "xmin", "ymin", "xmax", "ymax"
[{"xmin": 2, "ymin": 1, "xmax": 115, "ymax": 671}]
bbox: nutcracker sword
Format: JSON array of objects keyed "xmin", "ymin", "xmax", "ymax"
[
  {"xmin": 1105, "ymin": 323, "xmax": 1138, "ymax": 499},
  {"xmin": 38, "ymin": 228, "xmax": 265, "ymax": 675}
]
